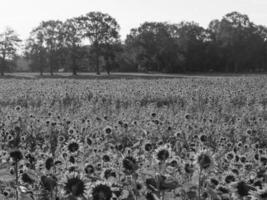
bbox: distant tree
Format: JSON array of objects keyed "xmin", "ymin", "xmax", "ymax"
[
  {"xmin": 25, "ymin": 31, "xmax": 47, "ymax": 75},
  {"xmin": 32, "ymin": 20, "xmax": 64, "ymax": 75},
  {"xmin": 77, "ymin": 11, "xmax": 120, "ymax": 74},
  {"xmin": 211, "ymin": 12, "xmax": 256, "ymax": 72},
  {"xmin": 0, "ymin": 28, "xmax": 21, "ymax": 76},
  {"xmin": 62, "ymin": 18, "xmax": 83, "ymax": 75},
  {"xmin": 254, "ymin": 25, "xmax": 267, "ymax": 71},
  {"xmin": 125, "ymin": 22, "xmax": 183, "ymax": 73},
  {"xmin": 175, "ymin": 21, "xmax": 208, "ymax": 72},
  {"xmin": 101, "ymin": 42, "xmax": 122, "ymax": 74}
]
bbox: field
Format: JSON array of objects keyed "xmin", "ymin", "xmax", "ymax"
[{"xmin": 0, "ymin": 75, "xmax": 267, "ymax": 200}]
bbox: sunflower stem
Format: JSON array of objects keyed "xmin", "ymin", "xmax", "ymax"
[
  {"xmin": 198, "ymin": 169, "xmax": 202, "ymax": 200},
  {"xmin": 15, "ymin": 161, "xmax": 19, "ymax": 200},
  {"xmin": 162, "ymin": 191, "xmax": 165, "ymax": 200}
]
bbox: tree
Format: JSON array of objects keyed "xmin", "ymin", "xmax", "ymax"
[
  {"xmin": 212, "ymin": 12, "xmax": 255, "ymax": 72},
  {"xmin": 101, "ymin": 42, "xmax": 122, "ymax": 74},
  {"xmin": 62, "ymin": 18, "xmax": 83, "ymax": 75},
  {"xmin": 77, "ymin": 11, "xmax": 120, "ymax": 74},
  {"xmin": 25, "ymin": 30, "xmax": 47, "ymax": 75},
  {"xmin": 32, "ymin": 20, "xmax": 64, "ymax": 75},
  {"xmin": 125, "ymin": 22, "xmax": 183, "ymax": 73},
  {"xmin": 175, "ymin": 21, "xmax": 208, "ymax": 72},
  {"xmin": 0, "ymin": 28, "xmax": 21, "ymax": 76}
]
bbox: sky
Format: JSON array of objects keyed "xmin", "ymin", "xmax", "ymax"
[{"xmin": 1, "ymin": 0, "xmax": 267, "ymax": 41}]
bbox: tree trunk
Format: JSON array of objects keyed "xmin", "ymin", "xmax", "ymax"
[
  {"xmin": 72, "ymin": 60, "xmax": 77, "ymax": 76},
  {"xmin": 96, "ymin": 52, "xmax": 100, "ymax": 75},
  {"xmin": 1, "ymin": 54, "xmax": 6, "ymax": 76},
  {"xmin": 72, "ymin": 51, "xmax": 77, "ymax": 76},
  {"xmin": 50, "ymin": 64, "xmax": 53, "ymax": 76},
  {"xmin": 106, "ymin": 57, "xmax": 110, "ymax": 75},
  {"xmin": 94, "ymin": 43, "xmax": 100, "ymax": 75},
  {"xmin": 0, "ymin": 61, "xmax": 4, "ymax": 76},
  {"xmin": 50, "ymin": 52, "xmax": 54, "ymax": 76}
]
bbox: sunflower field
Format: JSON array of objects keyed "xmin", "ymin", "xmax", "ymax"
[{"xmin": 0, "ymin": 76, "xmax": 267, "ymax": 200}]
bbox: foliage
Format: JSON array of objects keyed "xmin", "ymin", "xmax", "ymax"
[{"xmin": 0, "ymin": 28, "xmax": 21, "ymax": 75}]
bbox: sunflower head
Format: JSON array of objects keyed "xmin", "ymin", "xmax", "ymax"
[
  {"xmin": 91, "ymin": 182, "xmax": 113, "ymax": 200},
  {"xmin": 20, "ymin": 172, "xmax": 35, "ymax": 185},
  {"xmin": 195, "ymin": 149, "xmax": 214, "ymax": 170},
  {"xmin": 10, "ymin": 150, "xmax": 23, "ymax": 162},
  {"xmin": 84, "ymin": 164, "xmax": 95, "ymax": 175},
  {"xmin": 63, "ymin": 173, "xmax": 87, "ymax": 198},
  {"xmin": 154, "ymin": 144, "xmax": 172, "ymax": 162},
  {"xmin": 122, "ymin": 156, "xmax": 138, "ymax": 175},
  {"xmin": 67, "ymin": 140, "xmax": 81, "ymax": 154},
  {"xmin": 250, "ymin": 187, "xmax": 267, "ymax": 200},
  {"xmin": 231, "ymin": 180, "xmax": 256, "ymax": 199}
]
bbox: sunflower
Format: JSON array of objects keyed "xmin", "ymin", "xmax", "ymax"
[
  {"xmin": 194, "ymin": 149, "xmax": 214, "ymax": 170},
  {"xmin": 104, "ymin": 126, "xmax": 112, "ymax": 134},
  {"xmin": 199, "ymin": 134, "xmax": 208, "ymax": 143},
  {"xmin": 2, "ymin": 187, "xmax": 12, "ymax": 198},
  {"xmin": 101, "ymin": 168, "xmax": 117, "ymax": 180},
  {"xmin": 9, "ymin": 150, "xmax": 23, "ymax": 162},
  {"xmin": 85, "ymin": 135, "xmax": 93, "ymax": 146},
  {"xmin": 20, "ymin": 172, "xmax": 35, "ymax": 185},
  {"xmin": 231, "ymin": 180, "xmax": 256, "ymax": 199},
  {"xmin": 84, "ymin": 164, "xmax": 95, "ymax": 175},
  {"xmin": 91, "ymin": 181, "xmax": 113, "ymax": 200},
  {"xmin": 58, "ymin": 135, "xmax": 66, "ymax": 144},
  {"xmin": 183, "ymin": 163, "xmax": 195, "ymax": 175},
  {"xmin": 66, "ymin": 139, "xmax": 82, "ymax": 154},
  {"xmin": 250, "ymin": 186, "xmax": 267, "ymax": 200},
  {"xmin": 102, "ymin": 154, "xmax": 111, "ymax": 163},
  {"xmin": 225, "ymin": 151, "xmax": 235, "ymax": 162},
  {"xmin": 68, "ymin": 127, "xmax": 77, "ymax": 135},
  {"xmin": 143, "ymin": 142, "xmax": 153, "ymax": 152},
  {"xmin": 223, "ymin": 171, "xmax": 236, "ymax": 184},
  {"xmin": 122, "ymin": 156, "xmax": 138, "ymax": 175},
  {"xmin": 110, "ymin": 183, "xmax": 123, "ymax": 198},
  {"xmin": 45, "ymin": 157, "xmax": 54, "ymax": 170},
  {"xmin": 154, "ymin": 144, "xmax": 173, "ymax": 163},
  {"xmin": 15, "ymin": 105, "xmax": 22, "ymax": 112},
  {"xmin": 63, "ymin": 173, "xmax": 88, "ymax": 199}
]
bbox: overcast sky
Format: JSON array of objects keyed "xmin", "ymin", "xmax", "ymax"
[{"xmin": 1, "ymin": 0, "xmax": 267, "ymax": 40}]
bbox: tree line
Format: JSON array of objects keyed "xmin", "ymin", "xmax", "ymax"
[{"xmin": 1, "ymin": 11, "xmax": 267, "ymax": 76}]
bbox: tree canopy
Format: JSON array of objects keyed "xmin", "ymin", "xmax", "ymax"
[{"xmin": 6, "ymin": 10, "xmax": 267, "ymax": 75}]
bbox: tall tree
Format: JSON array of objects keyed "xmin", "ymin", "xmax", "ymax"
[
  {"xmin": 213, "ymin": 12, "xmax": 254, "ymax": 72},
  {"xmin": 62, "ymin": 18, "xmax": 83, "ymax": 75},
  {"xmin": 101, "ymin": 42, "xmax": 122, "ymax": 74},
  {"xmin": 0, "ymin": 28, "xmax": 21, "ymax": 76},
  {"xmin": 175, "ymin": 21, "xmax": 208, "ymax": 72},
  {"xmin": 25, "ymin": 31, "xmax": 47, "ymax": 75},
  {"xmin": 77, "ymin": 11, "xmax": 120, "ymax": 74},
  {"xmin": 32, "ymin": 20, "xmax": 64, "ymax": 75},
  {"xmin": 125, "ymin": 22, "xmax": 183, "ymax": 73}
]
